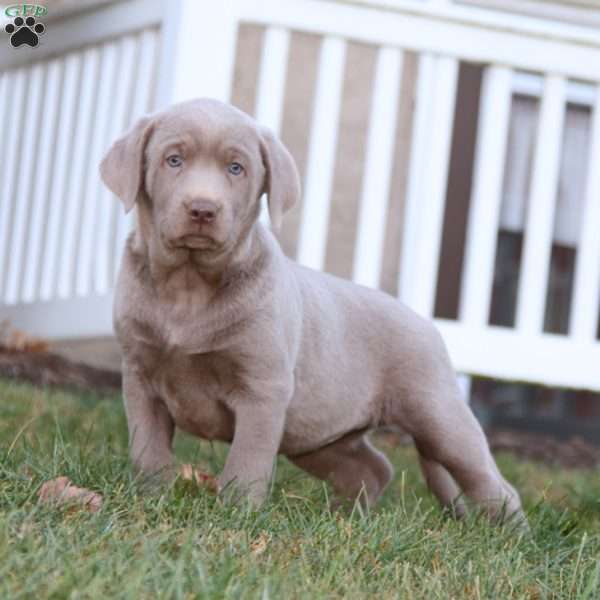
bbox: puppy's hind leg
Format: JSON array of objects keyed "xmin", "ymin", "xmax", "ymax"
[
  {"xmin": 290, "ymin": 431, "xmax": 394, "ymax": 510},
  {"xmin": 406, "ymin": 391, "xmax": 525, "ymax": 524},
  {"xmin": 385, "ymin": 338, "xmax": 526, "ymax": 525}
]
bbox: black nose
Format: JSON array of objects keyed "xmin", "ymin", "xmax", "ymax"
[{"xmin": 187, "ymin": 199, "xmax": 219, "ymax": 223}]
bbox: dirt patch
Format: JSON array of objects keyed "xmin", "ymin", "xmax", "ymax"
[{"xmin": 0, "ymin": 347, "xmax": 121, "ymax": 394}]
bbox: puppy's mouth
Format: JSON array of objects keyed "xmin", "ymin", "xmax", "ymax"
[{"xmin": 173, "ymin": 235, "xmax": 220, "ymax": 250}]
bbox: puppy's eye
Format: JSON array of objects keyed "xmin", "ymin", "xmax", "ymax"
[
  {"xmin": 228, "ymin": 162, "xmax": 244, "ymax": 176},
  {"xmin": 166, "ymin": 155, "xmax": 183, "ymax": 168}
]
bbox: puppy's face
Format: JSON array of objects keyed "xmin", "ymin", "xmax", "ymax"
[
  {"xmin": 100, "ymin": 99, "xmax": 300, "ymax": 270},
  {"xmin": 145, "ymin": 111, "xmax": 263, "ymax": 261}
]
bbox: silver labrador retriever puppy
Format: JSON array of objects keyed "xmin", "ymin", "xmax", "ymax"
[{"xmin": 100, "ymin": 98, "xmax": 524, "ymax": 522}]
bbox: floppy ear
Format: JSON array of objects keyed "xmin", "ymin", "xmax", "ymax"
[
  {"xmin": 259, "ymin": 127, "xmax": 301, "ymax": 230},
  {"xmin": 100, "ymin": 116, "xmax": 154, "ymax": 213}
]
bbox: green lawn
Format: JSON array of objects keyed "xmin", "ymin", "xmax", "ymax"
[{"xmin": 1, "ymin": 377, "xmax": 600, "ymax": 599}]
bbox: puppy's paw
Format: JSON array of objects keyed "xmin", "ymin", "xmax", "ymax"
[{"xmin": 216, "ymin": 476, "xmax": 269, "ymax": 508}]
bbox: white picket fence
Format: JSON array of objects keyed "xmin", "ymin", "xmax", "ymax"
[{"xmin": 1, "ymin": 0, "xmax": 599, "ymax": 392}]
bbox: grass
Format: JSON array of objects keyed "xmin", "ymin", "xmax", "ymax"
[{"xmin": 1, "ymin": 377, "xmax": 600, "ymax": 599}]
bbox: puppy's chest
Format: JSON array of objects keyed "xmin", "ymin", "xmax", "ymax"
[
  {"xmin": 146, "ymin": 345, "xmax": 241, "ymax": 441},
  {"xmin": 147, "ymin": 294, "xmax": 250, "ymax": 355},
  {"xmin": 157, "ymin": 305, "xmax": 219, "ymax": 354}
]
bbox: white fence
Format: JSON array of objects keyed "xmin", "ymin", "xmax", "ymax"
[
  {"xmin": 0, "ymin": 0, "xmax": 162, "ymax": 338},
  {"xmin": 1, "ymin": 0, "xmax": 599, "ymax": 392}
]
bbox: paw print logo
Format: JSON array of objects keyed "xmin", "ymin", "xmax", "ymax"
[{"xmin": 4, "ymin": 16, "xmax": 45, "ymax": 48}]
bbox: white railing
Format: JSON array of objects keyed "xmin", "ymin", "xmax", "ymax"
[{"xmin": 1, "ymin": 0, "xmax": 599, "ymax": 393}]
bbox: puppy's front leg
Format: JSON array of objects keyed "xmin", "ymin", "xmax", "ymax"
[
  {"xmin": 122, "ymin": 362, "xmax": 175, "ymax": 484},
  {"xmin": 219, "ymin": 400, "xmax": 287, "ymax": 506}
]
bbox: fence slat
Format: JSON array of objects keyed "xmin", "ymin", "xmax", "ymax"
[
  {"xmin": 57, "ymin": 47, "xmax": 101, "ymax": 299},
  {"xmin": 296, "ymin": 36, "xmax": 346, "ymax": 270},
  {"xmin": 515, "ymin": 75, "xmax": 566, "ymax": 334},
  {"xmin": 158, "ymin": 0, "xmax": 236, "ymax": 106},
  {"xmin": 398, "ymin": 54, "xmax": 458, "ymax": 317},
  {"xmin": 398, "ymin": 54, "xmax": 435, "ymax": 309},
  {"xmin": 254, "ymin": 26, "xmax": 291, "ymax": 226},
  {"xmin": 93, "ymin": 36, "xmax": 137, "ymax": 294},
  {"xmin": 76, "ymin": 41, "xmax": 119, "ymax": 298},
  {"xmin": 0, "ymin": 72, "xmax": 11, "ymax": 211},
  {"xmin": 112, "ymin": 29, "xmax": 159, "ymax": 284},
  {"xmin": 4, "ymin": 63, "xmax": 46, "ymax": 305},
  {"xmin": 0, "ymin": 73, "xmax": 9, "ymax": 162},
  {"xmin": 0, "ymin": 69, "xmax": 26, "ymax": 302},
  {"xmin": 352, "ymin": 47, "xmax": 403, "ymax": 288},
  {"xmin": 0, "ymin": 71, "xmax": 11, "ymax": 138},
  {"xmin": 459, "ymin": 66, "xmax": 513, "ymax": 326},
  {"xmin": 570, "ymin": 86, "xmax": 600, "ymax": 342},
  {"xmin": 22, "ymin": 59, "xmax": 63, "ymax": 303},
  {"xmin": 40, "ymin": 53, "xmax": 82, "ymax": 301},
  {"xmin": 255, "ymin": 27, "xmax": 290, "ymax": 133}
]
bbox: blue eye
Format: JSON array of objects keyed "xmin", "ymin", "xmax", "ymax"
[
  {"xmin": 228, "ymin": 162, "xmax": 244, "ymax": 176},
  {"xmin": 166, "ymin": 155, "xmax": 183, "ymax": 168}
]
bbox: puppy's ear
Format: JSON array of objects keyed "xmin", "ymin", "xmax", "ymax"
[
  {"xmin": 100, "ymin": 116, "xmax": 154, "ymax": 213},
  {"xmin": 259, "ymin": 127, "xmax": 301, "ymax": 230}
]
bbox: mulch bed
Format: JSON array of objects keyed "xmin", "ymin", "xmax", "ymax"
[
  {"xmin": 0, "ymin": 347, "xmax": 121, "ymax": 394},
  {"xmin": 377, "ymin": 428, "xmax": 600, "ymax": 471},
  {"xmin": 487, "ymin": 429, "xmax": 600, "ymax": 470}
]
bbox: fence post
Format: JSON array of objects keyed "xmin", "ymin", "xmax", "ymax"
[
  {"xmin": 156, "ymin": 0, "xmax": 238, "ymax": 108},
  {"xmin": 398, "ymin": 54, "xmax": 458, "ymax": 317}
]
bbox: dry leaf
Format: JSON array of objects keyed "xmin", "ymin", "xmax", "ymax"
[
  {"xmin": 0, "ymin": 320, "xmax": 49, "ymax": 353},
  {"xmin": 250, "ymin": 531, "xmax": 270, "ymax": 555},
  {"xmin": 179, "ymin": 464, "xmax": 218, "ymax": 493},
  {"xmin": 38, "ymin": 476, "xmax": 102, "ymax": 512}
]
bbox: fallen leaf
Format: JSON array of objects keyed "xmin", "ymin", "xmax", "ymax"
[
  {"xmin": 0, "ymin": 320, "xmax": 49, "ymax": 353},
  {"xmin": 179, "ymin": 464, "xmax": 218, "ymax": 493},
  {"xmin": 38, "ymin": 477, "xmax": 102, "ymax": 512},
  {"xmin": 250, "ymin": 531, "xmax": 270, "ymax": 555}
]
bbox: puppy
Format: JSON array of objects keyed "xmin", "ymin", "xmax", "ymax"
[{"xmin": 100, "ymin": 98, "xmax": 524, "ymax": 522}]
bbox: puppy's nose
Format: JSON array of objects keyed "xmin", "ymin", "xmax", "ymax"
[{"xmin": 186, "ymin": 199, "xmax": 220, "ymax": 224}]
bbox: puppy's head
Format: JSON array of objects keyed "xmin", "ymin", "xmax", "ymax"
[{"xmin": 100, "ymin": 99, "xmax": 300, "ymax": 268}]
